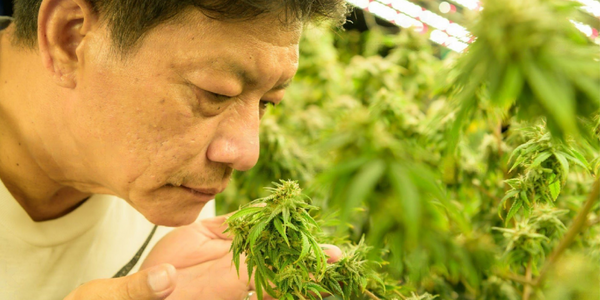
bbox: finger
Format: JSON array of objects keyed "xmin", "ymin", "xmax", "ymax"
[
  {"xmin": 199, "ymin": 215, "xmax": 234, "ymax": 240},
  {"xmin": 321, "ymin": 244, "xmax": 343, "ymax": 263},
  {"xmin": 64, "ymin": 264, "xmax": 177, "ymax": 300},
  {"xmin": 247, "ymin": 290, "xmax": 277, "ymax": 300}
]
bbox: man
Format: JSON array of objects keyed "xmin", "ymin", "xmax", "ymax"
[{"xmin": 0, "ymin": 0, "xmax": 346, "ymax": 299}]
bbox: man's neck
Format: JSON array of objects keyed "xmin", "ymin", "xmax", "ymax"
[{"xmin": 0, "ymin": 24, "xmax": 92, "ymax": 222}]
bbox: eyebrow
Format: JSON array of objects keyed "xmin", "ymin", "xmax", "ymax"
[{"xmin": 226, "ymin": 62, "xmax": 293, "ymax": 91}]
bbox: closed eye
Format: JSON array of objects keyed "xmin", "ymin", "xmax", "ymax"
[{"xmin": 208, "ymin": 92, "xmax": 233, "ymax": 102}]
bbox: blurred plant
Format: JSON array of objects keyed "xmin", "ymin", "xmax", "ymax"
[
  {"xmin": 446, "ymin": 0, "xmax": 600, "ymax": 150},
  {"xmin": 218, "ymin": 0, "xmax": 600, "ymax": 298}
]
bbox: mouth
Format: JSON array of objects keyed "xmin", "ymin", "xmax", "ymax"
[{"xmin": 166, "ymin": 184, "xmax": 221, "ymax": 202}]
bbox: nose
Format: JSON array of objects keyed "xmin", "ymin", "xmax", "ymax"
[{"xmin": 205, "ymin": 104, "xmax": 260, "ymax": 171}]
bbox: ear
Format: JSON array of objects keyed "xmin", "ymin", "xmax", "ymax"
[{"xmin": 38, "ymin": 0, "xmax": 98, "ymax": 88}]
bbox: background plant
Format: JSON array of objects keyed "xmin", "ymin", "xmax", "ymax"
[{"xmin": 217, "ymin": 0, "xmax": 600, "ymax": 298}]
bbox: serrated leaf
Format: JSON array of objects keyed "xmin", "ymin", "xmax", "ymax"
[
  {"xmin": 255, "ymin": 270, "xmax": 264, "ymax": 300},
  {"xmin": 306, "ymin": 283, "xmax": 329, "ymax": 300},
  {"xmin": 505, "ymin": 200, "xmax": 522, "ymax": 226},
  {"xmin": 520, "ymin": 190, "xmax": 530, "ymax": 208},
  {"xmin": 549, "ymin": 178, "xmax": 561, "ymax": 201},
  {"xmin": 530, "ymin": 151, "xmax": 552, "ymax": 169},
  {"xmin": 308, "ymin": 235, "xmax": 326, "ymax": 278},
  {"xmin": 553, "ymin": 152, "xmax": 569, "ymax": 184},
  {"xmin": 561, "ymin": 151, "xmax": 590, "ymax": 170},
  {"xmin": 570, "ymin": 149, "xmax": 591, "ymax": 170},
  {"xmin": 228, "ymin": 206, "xmax": 264, "ymax": 222},
  {"xmin": 273, "ymin": 218, "xmax": 290, "ymax": 247},
  {"xmin": 499, "ymin": 190, "xmax": 520, "ymax": 209},
  {"xmin": 282, "ymin": 207, "xmax": 290, "ymax": 226},
  {"xmin": 248, "ymin": 221, "xmax": 268, "ymax": 251},
  {"xmin": 297, "ymin": 232, "xmax": 310, "ymax": 262},
  {"xmin": 327, "ymin": 280, "xmax": 344, "ymax": 298},
  {"xmin": 300, "ymin": 210, "xmax": 319, "ymax": 228},
  {"xmin": 246, "ymin": 258, "xmax": 255, "ymax": 285}
]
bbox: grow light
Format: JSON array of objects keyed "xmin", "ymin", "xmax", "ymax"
[
  {"xmin": 447, "ymin": 0, "xmax": 480, "ymax": 11},
  {"xmin": 435, "ymin": 0, "xmax": 600, "ymax": 43},
  {"xmin": 574, "ymin": 0, "xmax": 600, "ymax": 18},
  {"xmin": 346, "ymin": 0, "xmax": 471, "ymax": 52}
]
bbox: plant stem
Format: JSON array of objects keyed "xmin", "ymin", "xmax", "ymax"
[
  {"xmin": 522, "ymin": 259, "xmax": 533, "ymax": 300},
  {"xmin": 473, "ymin": 181, "xmax": 501, "ymax": 203},
  {"xmin": 364, "ymin": 289, "xmax": 381, "ymax": 300},
  {"xmin": 535, "ymin": 177, "xmax": 600, "ymax": 286},
  {"xmin": 498, "ymin": 272, "xmax": 535, "ymax": 286}
]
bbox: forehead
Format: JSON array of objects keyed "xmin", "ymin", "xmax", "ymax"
[{"xmin": 130, "ymin": 9, "xmax": 302, "ymax": 85}]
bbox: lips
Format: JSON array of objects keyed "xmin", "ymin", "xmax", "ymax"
[{"xmin": 179, "ymin": 185, "xmax": 223, "ymax": 202}]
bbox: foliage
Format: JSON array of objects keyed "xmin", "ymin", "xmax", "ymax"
[
  {"xmin": 217, "ymin": 0, "xmax": 600, "ymax": 298},
  {"xmin": 446, "ymin": 0, "xmax": 600, "ymax": 147},
  {"xmin": 226, "ymin": 180, "xmax": 390, "ymax": 300}
]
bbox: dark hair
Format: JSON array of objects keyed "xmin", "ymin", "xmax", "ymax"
[{"xmin": 13, "ymin": 0, "xmax": 348, "ymax": 52}]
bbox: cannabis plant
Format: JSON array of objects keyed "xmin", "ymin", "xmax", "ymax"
[
  {"xmin": 226, "ymin": 180, "xmax": 391, "ymax": 300},
  {"xmin": 218, "ymin": 0, "xmax": 600, "ymax": 298}
]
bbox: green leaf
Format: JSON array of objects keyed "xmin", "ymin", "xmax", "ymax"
[
  {"xmin": 570, "ymin": 149, "xmax": 591, "ymax": 170},
  {"xmin": 553, "ymin": 152, "xmax": 569, "ymax": 184},
  {"xmin": 549, "ymin": 178, "xmax": 561, "ymax": 201},
  {"xmin": 505, "ymin": 200, "xmax": 522, "ymax": 226},
  {"xmin": 326, "ymin": 280, "xmax": 344, "ymax": 298},
  {"xmin": 255, "ymin": 270, "xmax": 264, "ymax": 300},
  {"xmin": 389, "ymin": 163, "xmax": 421, "ymax": 243},
  {"xmin": 520, "ymin": 190, "xmax": 530, "ymax": 208},
  {"xmin": 282, "ymin": 207, "xmax": 290, "ymax": 226},
  {"xmin": 228, "ymin": 206, "xmax": 264, "ymax": 221},
  {"xmin": 341, "ymin": 159, "xmax": 386, "ymax": 221},
  {"xmin": 499, "ymin": 190, "xmax": 520, "ymax": 209},
  {"xmin": 246, "ymin": 258, "xmax": 255, "ymax": 285},
  {"xmin": 273, "ymin": 218, "xmax": 290, "ymax": 246},
  {"xmin": 248, "ymin": 221, "xmax": 268, "ymax": 251},
  {"xmin": 297, "ymin": 232, "xmax": 310, "ymax": 262},
  {"xmin": 306, "ymin": 283, "xmax": 329, "ymax": 300},
  {"xmin": 530, "ymin": 151, "xmax": 552, "ymax": 169},
  {"xmin": 523, "ymin": 59, "xmax": 577, "ymax": 136},
  {"xmin": 300, "ymin": 209, "xmax": 320, "ymax": 228},
  {"xmin": 493, "ymin": 63, "xmax": 524, "ymax": 109}
]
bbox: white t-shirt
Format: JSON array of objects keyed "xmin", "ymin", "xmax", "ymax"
[{"xmin": 0, "ymin": 177, "xmax": 215, "ymax": 300}]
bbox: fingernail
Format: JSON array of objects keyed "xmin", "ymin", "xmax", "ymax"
[{"xmin": 148, "ymin": 265, "xmax": 175, "ymax": 293}]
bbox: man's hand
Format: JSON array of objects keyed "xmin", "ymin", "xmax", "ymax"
[
  {"xmin": 140, "ymin": 215, "xmax": 342, "ymax": 300},
  {"xmin": 63, "ymin": 264, "xmax": 177, "ymax": 300}
]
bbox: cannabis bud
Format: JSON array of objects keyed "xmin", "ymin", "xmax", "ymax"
[{"xmin": 226, "ymin": 180, "xmax": 382, "ymax": 300}]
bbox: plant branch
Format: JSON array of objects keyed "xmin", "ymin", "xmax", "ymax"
[
  {"xmin": 364, "ymin": 289, "xmax": 381, "ymax": 300},
  {"xmin": 522, "ymin": 260, "xmax": 533, "ymax": 300},
  {"xmin": 496, "ymin": 271, "xmax": 536, "ymax": 286},
  {"xmin": 473, "ymin": 181, "xmax": 501, "ymax": 203},
  {"xmin": 535, "ymin": 177, "xmax": 600, "ymax": 286}
]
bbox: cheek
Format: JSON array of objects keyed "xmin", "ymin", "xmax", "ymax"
[{"xmin": 73, "ymin": 66, "xmax": 207, "ymax": 190}]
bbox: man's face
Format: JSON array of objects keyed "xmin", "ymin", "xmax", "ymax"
[{"xmin": 66, "ymin": 10, "xmax": 300, "ymax": 226}]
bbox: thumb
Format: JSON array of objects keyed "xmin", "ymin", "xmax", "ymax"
[
  {"xmin": 320, "ymin": 244, "xmax": 343, "ymax": 263},
  {"xmin": 64, "ymin": 264, "xmax": 177, "ymax": 300}
]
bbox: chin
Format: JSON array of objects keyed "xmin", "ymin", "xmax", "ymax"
[{"xmin": 141, "ymin": 202, "xmax": 206, "ymax": 227}]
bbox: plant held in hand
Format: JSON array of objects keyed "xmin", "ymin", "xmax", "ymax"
[{"xmin": 226, "ymin": 180, "xmax": 388, "ymax": 300}]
